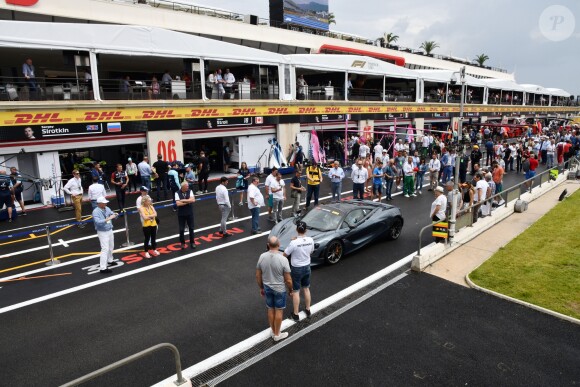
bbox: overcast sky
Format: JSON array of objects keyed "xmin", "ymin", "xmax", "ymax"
[{"xmin": 188, "ymin": 0, "xmax": 579, "ymax": 96}]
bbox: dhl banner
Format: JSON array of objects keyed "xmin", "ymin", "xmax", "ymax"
[
  {"xmin": 1, "ymin": 104, "xmax": 577, "ymax": 127},
  {"xmin": 432, "ymin": 221, "xmax": 449, "ymax": 239}
]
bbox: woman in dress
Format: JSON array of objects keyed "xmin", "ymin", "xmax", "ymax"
[
  {"xmin": 237, "ymin": 161, "xmax": 250, "ymax": 205},
  {"xmin": 138, "ymin": 195, "xmax": 159, "ymax": 259}
]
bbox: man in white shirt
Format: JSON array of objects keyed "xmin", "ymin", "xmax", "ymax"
[
  {"xmin": 63, "ymin": 169, "xmax": 85, "ymax": 228},
  {"xmin": 328, "ymin": 160, "xmax": 345, "ymax": 203},
  {"xmin": 394, "ymin": 139, "xmax": 405, "ymax": 157},
  {"xmin": 283, "ymin": 221, "xmax": 315, "ymax": 322},
  {"xmin": 473, "ymin": 172, "xmax": 489, "ymax": 222},
  {"xmin": 546, "ymin": 139, "xmax": 556, "ymax": 168},
  {"xmin": 358, "ymin": 142, "xmax": 370, "ymax": 159},
  {"xmin": 248, "ymin": 176, "xmax": 264, "ymax": 234},
  {"xmin": 264, "ymin": 167, "xmax": 278, "ymax": 221},
  {"xmin": 351, "ymin": 160, "xmax": 368, "ymax": 200},
  {"xmin": 421, "ymin": 134, "xmax": 430, "ymax": 158},
  {"xmin": 430, "ymin": 186, "xmax": 447, "ymax": 243},
  {"xmin": 88, "ymin": 176, "xmax": 107, "ymax": 210},
  {"xmin": 224, "ymin": 68, "xmax": 236, "ymax": 98},
  {"xmin": 428, "ymin": 153, "xmax": 441, "ymax": 191},
  {"xmin": 271, "ymin": 174, "xmax": 286, "ymax": 223},
  {"xmin": 373, "ymin": 142, "xmax": 383, "ymax": 162},
  {"xmin": 215, "ymin": 176, "xmax": 231, "ymax": 237}
]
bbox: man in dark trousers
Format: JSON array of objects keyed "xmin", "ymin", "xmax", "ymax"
[
  {"xmin": 153, "ymin": 154, "xmax": 169, "ymax": 201},
  {"xmin": 175, "ymin": 181, "xmax": 196, "ymax": 249},
  {"xmin": 197, "ymin": 151, "xmax": 210, "ymax": 194},
  {"xmin": 469, "ymin": 145, "xmax": 482, "ymax": 175}
]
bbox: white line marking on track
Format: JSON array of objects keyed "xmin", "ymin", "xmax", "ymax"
[
  {"xmin": 0, "ymin": 183, "xmax": 429, "ymax": 281},
  {"xmin": 57, "ymin": 239, "xmax": 69, "ymax": 248},
  {"xmin": 0, "ymin": 233, "xmax": 267, "ymax": 314},
  {"xmin": 152, "ymin": 256, "xmax": 414, "ymax": 386}
]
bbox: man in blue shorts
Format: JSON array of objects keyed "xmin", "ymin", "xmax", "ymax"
[
  {"xmin": 371, "ymin": 159, "xmax": 384, "ymax": 202},
  {"xmin": 284, "ymin": 221, "xmax": 315, "ymax": 322},
  {"xmin": 256, "ymin": 236, "xmax": 293, "ymax": 342}
]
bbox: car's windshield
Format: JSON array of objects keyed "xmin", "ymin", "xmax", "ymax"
[{"xmin": 301, "ymin": 207, "xmax": 344, "ymax": 231}]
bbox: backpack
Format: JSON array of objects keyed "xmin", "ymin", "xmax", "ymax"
[
  {"xmin": 169, "ymin": 175, "xmax": 179, "ymax": 191},
  {"xmin": 522, "ymin": 159, "xmax": 530, "ymax": 172}
]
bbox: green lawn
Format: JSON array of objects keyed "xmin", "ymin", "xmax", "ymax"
[{"xmin": 470, "ymin": 188, "xmax": 580, "ymax": 319}]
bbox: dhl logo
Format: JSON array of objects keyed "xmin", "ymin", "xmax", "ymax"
[
  {"xmin": 141, "ymin": 110, "xmax": 176, "ymax": 119},
  {"xmin": 267, "ymin": 107, "xmax": 289, "ymax": 115},
  {"xmin": 190, "ymin": 108, "xmax": 220, "ymax": 117},
  {"xmin": 325, "ymin": 107, "xmax": 340, "ymax": 113},
  {"xmin": 351, "ymin": 60, "xmax": 366, "ymax": 69},
  {"xmin": 367, "ymin": 107, "xmax": 381, "ymax": 113},
  {"xmin": 416, "ymin": 107, "xmax": 426, "ymax": 112},
  {"xmin": 386, "ymin": 107, "xmax": 398, "ymax": 112},
  {"xmin": 84, "ymin": 111, "xmax": 125, "ymax": 121},
  {"xmin": 232, "ymin": 108, "xmax": 257, "ymax": 116},
  {"xmin": 347, "ymin": 107, "xmax": 362, "ymax": 113},
  {"xmin": 14, "ymin": 112, "xmax": 63, "ymax": 124},
  {"xmin": 402, "ymin": 107, "xmax": 413, "ymax": 112},
  {"xmin": 298, "ymin": 107, "xmax": 317, "ymax": 114}
]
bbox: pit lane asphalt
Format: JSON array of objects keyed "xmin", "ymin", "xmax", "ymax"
[{"xmin": 0, "ymin": 171, "xmax": 540, "ymax": 386}]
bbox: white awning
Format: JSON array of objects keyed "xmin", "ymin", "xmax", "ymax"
[
  {"xmin": 0, "ymin": 20, "xmax": 284, "ymax": 65},
  {"xmin": 545, "ymin": 88, "xmax": 571, "ymax": 98},
  {"xmin": 483, "ymin": 79, "xmax": 526, "ymax": 92},
  {"xmin": 414, "ymin": 70, "xmax": 487, "ymax": 88},
  {"xmin": 518, "ymin": 84, "xmax": 549, "ymax": 94},
  {"xmin": 286, "ymin": 54, "xmax": 419, "ymax": 79}
]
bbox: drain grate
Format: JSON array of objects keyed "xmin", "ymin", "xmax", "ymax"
[{"xmin": 190, "ymin": 265, "xmax": 411, "ymax": 386}]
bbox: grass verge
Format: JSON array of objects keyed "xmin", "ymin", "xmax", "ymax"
[{"xmin": 470, "ymin": 188, "xmax": 580, "ymax": 319}]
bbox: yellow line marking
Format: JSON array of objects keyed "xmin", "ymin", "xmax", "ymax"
[
  {"xmin": 29, "ymin": 234, "xmax": 37, "ymax": 238},
  {"xmin": 0, "ymin": 215, "xmax": 93, "ymax": 247},
  {"xmin": 0, "ymin": 273, "xmax": 72, "ymax": 283}
]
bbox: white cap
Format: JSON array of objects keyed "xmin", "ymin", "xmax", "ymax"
[
  {"xmin": 435, "ymin": 186, "xmax": 444, "ymax": 193},
  {"xmin": 96, "ymin": 197, "xmax": 109, "ymax": 204}
]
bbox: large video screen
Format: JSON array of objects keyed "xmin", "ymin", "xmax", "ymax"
[{"xmin": 283, "ymin": 0, "xmax": 329, "ymax": 31}]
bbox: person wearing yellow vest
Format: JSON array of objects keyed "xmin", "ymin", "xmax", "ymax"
[
  {"xmin": 305, "ymin": 162, "xmax": 323, "ymax": 210},
  {"xmin": 138, "ymin": 195, "xmax": 160, "ymax": 259}
]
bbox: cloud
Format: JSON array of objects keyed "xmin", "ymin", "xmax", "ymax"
[{"xmin": 194, "ymin": 0, "xmax": 580, "ymax": 94}]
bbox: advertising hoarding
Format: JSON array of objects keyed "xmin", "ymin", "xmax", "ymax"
[{"xmin": 283, "ymin": 0, "xmax": 329, "ymax": 31}]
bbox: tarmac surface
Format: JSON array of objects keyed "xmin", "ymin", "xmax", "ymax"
[{"xmin": 1, "ymin": 168, "xmax": 578, "ymax": 386}]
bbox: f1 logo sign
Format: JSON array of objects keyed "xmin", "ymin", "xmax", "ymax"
[{"xmin": 6, "ymin": 0, "xmax": 38, "ymax": 5}]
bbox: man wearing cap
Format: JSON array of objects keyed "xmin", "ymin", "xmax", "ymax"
[
  {"xmin": 125, "ymin": 157, "xmax": 139, "ymax": 192},
  {"xmin": 92, "ymin": 197, "xmax": 119, "ymax": 274},
  {"xmin": 430, "ymin": 186, "xmax": 447, "ymax": 243},
  {"xmin": 215, "ymin": 176, "xmax": 231, "ymax": 237},
  {"xmin": 135, "ymin": 185, "xmax": 150, "ymax": 209}
]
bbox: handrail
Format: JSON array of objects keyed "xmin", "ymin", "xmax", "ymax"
[
  {"xmin": 416, "ymin": 157, "xmax": 577, "ymax": 256},
  {"xmin": 60, "ymin": 342, "xmax": 188, "ymax": 386}
]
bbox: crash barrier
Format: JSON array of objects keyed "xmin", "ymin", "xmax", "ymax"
[
  {"xmin": 412, "ymin": 157, "xmax": 578, "ymax": 271},
  {"xmin": 60, "ymin": 342, "xmax": 190, "ymax": 387}
]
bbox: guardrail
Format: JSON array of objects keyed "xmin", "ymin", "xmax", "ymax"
[
  {"xmin": 60, "ymin": 342, "xmax": 188, "ymax": 386},
  {"xmin": 416, "ymin": 156, "xmax": 578, "ymax": 255}
]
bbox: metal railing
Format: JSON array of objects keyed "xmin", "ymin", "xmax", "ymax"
[
  {"xmin": 61, "ymin": 343, "xmax": 188, "ymax": 386},
  {"xmin": 416, "ymin": 157, "xmax": 578, "ymax": 255},
  {"xmin": 103, "ymin": 0, "xmax": 511, "ymax": 73}
]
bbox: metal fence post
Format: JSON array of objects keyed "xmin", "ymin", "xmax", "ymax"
[
  {"xmin": 229, "ymin": 192, "xmax": 237, "ymax": 221},
  {"xmin": 45, "ymin": 226, "xmax": 61, "ymax": 266},
  {"xmin": 121, "ymin": 211, "xmax": 134, "ymax": 247}
]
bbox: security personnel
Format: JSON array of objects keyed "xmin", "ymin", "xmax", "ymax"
[
  {"xmin": 110, "ymin": 163, "xmax": 128, "ymax": 211},
  {"xmin": 0, "ymin": 170, "xmax": 14, "ymax": 222},
  {"xmin": 305, "ymin": 162, "xmax": 323, "ymax": 210},
  {"xmin": 175, "ymin": 181, "xmax": 196, "ymax": 249}
]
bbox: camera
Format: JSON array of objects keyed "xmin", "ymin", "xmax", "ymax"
[{"xmin": 449, "ymin": 79, "xmax": 457, "ymax": 86}]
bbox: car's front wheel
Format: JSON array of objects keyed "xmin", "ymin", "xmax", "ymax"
[
  {"xmin": 324, "ymin": 240, "xmax": 344, "ymax": 265},
  {"xmin": 386, "ymin": 217, "xmax": 403, "ymax": 240}
]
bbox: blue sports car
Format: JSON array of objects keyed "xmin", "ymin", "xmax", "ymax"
[{"xmin": 269, "ymin": 200, "xmax": 404, "ymax": 265}]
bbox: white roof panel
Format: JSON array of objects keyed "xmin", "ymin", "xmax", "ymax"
[
  {"xmin": 0, "ymin": 20, "xmax": 284, "ymax": 65},
  {"xmin": 483, "ymin": 78, "xmax": 526, "ymax": 92},
  {"xmin": 286, "ymin": 54, "xmax": 418, "ymax": 79},
  {"xmin": 414, "ymin": 70, "xmax": 487, "ymax": 87}
]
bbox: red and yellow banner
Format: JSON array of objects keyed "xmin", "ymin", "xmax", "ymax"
[{"xmin": 1, "ymin": 104, "xmax": 577, "ymax": 127}]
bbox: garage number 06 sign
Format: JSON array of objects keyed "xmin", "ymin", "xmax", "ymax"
[{"xmin": 146, "ymin": 129, "xmax": 183, "ymax": 163}]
